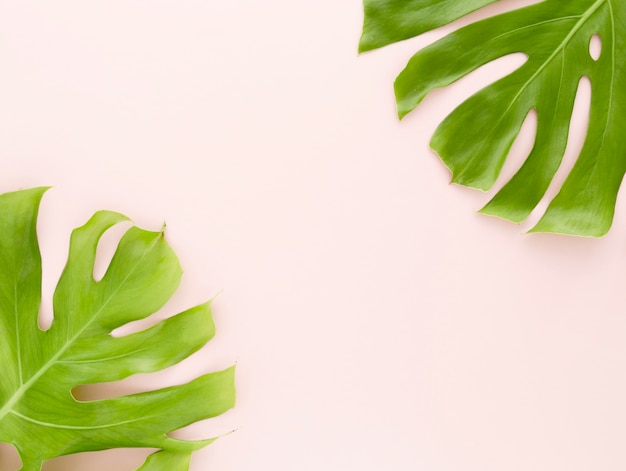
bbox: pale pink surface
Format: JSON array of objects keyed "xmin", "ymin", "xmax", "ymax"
[{"xmin": 0, "ymin": 0, "xmax": 625, "ymax": 470}]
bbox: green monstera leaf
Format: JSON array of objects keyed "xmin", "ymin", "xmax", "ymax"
[
  {"xmin": 0, "ymin": 188, "xmax": 235, "ymax": 470},
  {"xmin": 360, "ymin": 0, "xmax": 626, "ymax": 236}
]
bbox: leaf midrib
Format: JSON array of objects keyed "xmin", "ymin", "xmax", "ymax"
[{"xmin": 0, "ymin": 232, "xmax": 161, "ymax": 425}]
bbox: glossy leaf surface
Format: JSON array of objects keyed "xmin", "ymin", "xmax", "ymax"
[
  {"xmin": 361, "ymin": 0, "xmax": 626, "ymax": 236},
  {"xmin": 0, "ymin": 188, "xmax": 235, "ymax": 470}
]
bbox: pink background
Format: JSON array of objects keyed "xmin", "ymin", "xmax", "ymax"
[{"xmin": 1, "ymin": 0, "xmax": 626, "ymax": 470}]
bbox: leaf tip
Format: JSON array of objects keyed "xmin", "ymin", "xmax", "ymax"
[
  {"xmin": 209, "ymin": 289, "xmax": 224, "ymax": 304},
  {"xmin": 478, "ymin": 204, "xmax": 525, "ymax": 225},
  {"xmin": 358, "ymin": 35, "xmax": 378, "ymax": 54}
]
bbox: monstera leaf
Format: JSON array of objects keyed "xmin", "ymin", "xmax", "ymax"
[
  {"xmin": 360, "ymin": 0, "xmax": 625, "ymax": 236},
  {"xmin": 0, "ymin": 188, "xmax": 235, "ymax": 470}
]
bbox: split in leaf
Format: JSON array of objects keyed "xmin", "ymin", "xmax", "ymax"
[
  {"xmin": 0, "ymin": 188, "xmax": 235, "ymax": 470},
  {"xmin": 361, "ymin": 0, "xmax": 626, "ymax": 236}
]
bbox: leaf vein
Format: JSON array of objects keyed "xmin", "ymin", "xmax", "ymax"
[{"xmin": 10, "ymin": 409, "xmax": 150, "ymax": 430}]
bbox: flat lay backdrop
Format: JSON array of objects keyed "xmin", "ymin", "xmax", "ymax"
[{"xmin": 2, "ymin": 1, "xmax": 626, "ymax": 470}]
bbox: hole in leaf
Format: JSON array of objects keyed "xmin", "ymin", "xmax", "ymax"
[
  {"xmin": 36, "ymin": 194, "xmax": 70, "ymax": 332},
  {"xmin": 589, "ymin": 34, "xmax": 602, "ymax": 61},
  {"xmin": 93, "ymin": 221, "xmax": 132, "ymax": 282},
  {"xmin": 72, "ymin": 349, "xmax": 229, "ymax": 403},
  {"xmin": 169, "ymin": 407, "xmax": 236, "ymax": 441},
  {"xmin": 490, "ymin": 108, "xmax": 538, "ymax": 195},
  {"xmin": 71, "ymin": 375, "xmax": 156, "ymax": 402},
  {"xmin": 0, "ymin": 442, "xmax": 22, "ymax": 471},
  {"xmin": 42, "ymin": 447, "xmax": 154, "ymax": 471},
  {"xmin": 110, "ymin": 311, "xmax": 166, "ymax": 338},
  {"xmin": 438, "ymin": 0, "xmax": 547, "ymax": 39},
  {"xmin": 528, "ymin": 76, "xmax": 591, "ymax": 223},
  {"xmin": 405, "ymin": 53, "xmax": 528, "ymax": 134}
]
